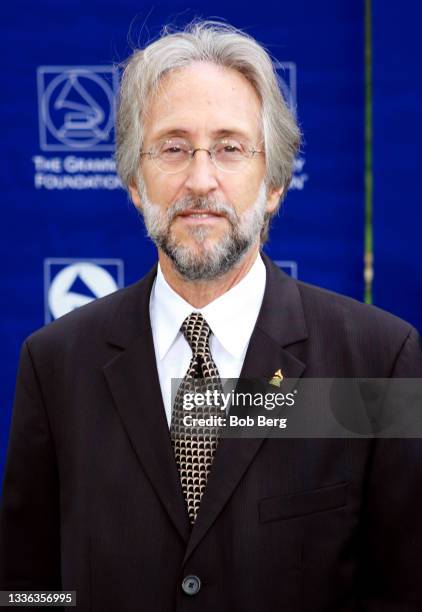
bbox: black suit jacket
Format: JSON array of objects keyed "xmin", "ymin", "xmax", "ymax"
[{"xmin": 1, "ymin": 255, "xmax": 422, "ymax": 611}]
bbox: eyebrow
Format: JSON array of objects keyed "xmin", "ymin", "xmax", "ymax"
[{"xmin": 150, "ymin": 127, "xmax": 254, "ymax": 142}]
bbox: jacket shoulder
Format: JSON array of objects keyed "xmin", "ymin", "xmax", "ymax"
[
  {"xmin": 296, "ymin": 279, "xmax": 413, "ymax": 339},
  {"xmin": 25, "ymin": 276, "xmax": 148, "ymax": 352},
  {"xmin": 294, "ymin": 279, "xmax": 421, "ymax": 376}
]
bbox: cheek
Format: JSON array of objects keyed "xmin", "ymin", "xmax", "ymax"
[
  {"xmin": 225, "ymin": 175, "xmax": 265, "ymax": 212},
  {"xmin": 238, "ymin": 159, "xmax": 266, "ymax": 195},
  {"xmin": 143, "ymin": 168, "xmax": 184, "ymax": 204}
]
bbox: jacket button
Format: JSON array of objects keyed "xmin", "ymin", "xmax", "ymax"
[{"xmin": 182, "ymin": 575, "xmax": 201, "ymax": 595}]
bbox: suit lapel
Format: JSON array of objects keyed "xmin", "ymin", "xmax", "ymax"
[
  {"xmin": 100, "ymin": 255, "xmax": 309, "ymax": 557},
  {"xmin": 183, "ymin": 254, "xmax": 308, "ymax": 563},
  {"xmin": 103, "ymin": 266, "xmax": 191, "ymax": 543}
]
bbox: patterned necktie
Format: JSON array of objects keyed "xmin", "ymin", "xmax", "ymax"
[{"xmin": 170, "ymin": 312, "xmax": 223, "ymax": 524}]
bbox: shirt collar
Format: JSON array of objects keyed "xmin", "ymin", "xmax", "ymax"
[{"xmin": 149, "ymin": 253, "xmax": 266, "ymax": 360}]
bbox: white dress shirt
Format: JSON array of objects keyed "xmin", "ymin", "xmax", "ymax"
[{"xmin": 149, "ymin": 253, "xmax": 267, "ymax": 427}]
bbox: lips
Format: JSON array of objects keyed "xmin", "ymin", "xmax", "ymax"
[
  {"xmin": 178, "ymin": 209, "xmax": 224, "ymax": 218},
  {"xmin": 175, "ymin": 209, "xmax": 227, "ymax": 224}
]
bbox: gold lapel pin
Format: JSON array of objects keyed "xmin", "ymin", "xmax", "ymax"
[{"xmin": 269, "ymin": 369, "xmax": 284, "ymax": 387}]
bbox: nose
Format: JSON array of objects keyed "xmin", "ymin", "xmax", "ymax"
[{"xmin": 184, "ymin": 149, "xmax": 219, "ymax": 196}]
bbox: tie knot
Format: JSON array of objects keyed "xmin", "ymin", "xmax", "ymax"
[{"xmin": 181, "ymin": 312, "xmax": 211, "ymax": 356}]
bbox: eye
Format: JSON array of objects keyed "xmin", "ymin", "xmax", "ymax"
[
  {"xmin": 163, "ymin": 144, "xmax": 183, "ymax": 154},
  {"xmin": 215, "ymin": 139, "xmax": 246, "ymax": 160},
  {"xmin": 159, "ymin": 139, "xmax": 190, "ymax": 160},
  {"xmin": 217, "ymin": 140, "xmax": 242, "ymax": 153},
  {"xmin": 223, "ymin": 144, "xmax": 241, "ymax": 153}
]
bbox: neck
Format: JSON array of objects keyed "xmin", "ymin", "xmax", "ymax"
[{"xmin": 158, "ymin": 243, "xmax": 260, "ymax": 308}]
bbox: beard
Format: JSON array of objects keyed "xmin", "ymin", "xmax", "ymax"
[{"xmin": 136, "ymin": 179, "xmax": 269, "ymax": 281}]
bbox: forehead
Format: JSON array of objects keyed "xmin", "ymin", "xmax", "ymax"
[{"xmin": 144, "ymin": 61, "xmax": 262, "ymax": 142}]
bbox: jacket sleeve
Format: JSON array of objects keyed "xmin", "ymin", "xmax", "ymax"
[
  {"xmin": 0, "ymin": 340, "xmax": 61, "ymax": 589},
  {"xmin": 356, "ymin": 326, "xmax": 422, "ymax": 611}
]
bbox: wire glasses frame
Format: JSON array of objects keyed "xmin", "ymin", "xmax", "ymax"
[{"xmin": 140, "ymin": 137, "xmax": 264, "ymax": 174}]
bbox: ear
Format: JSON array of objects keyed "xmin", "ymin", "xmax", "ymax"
[
  {"xmin": 265, "ymin": 185, "xmax": 284, "ymax": 214},
  {"xmin": 129, "ymin": 180, "xmax": 143, "ymax": 211}
]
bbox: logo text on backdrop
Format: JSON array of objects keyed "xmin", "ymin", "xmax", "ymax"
[
  {"xmin": 275, "ymin": 62, "xmax": 308, "ymax": 191},
  {"xmin": 44, "ymin": 259, "xmax": 124, "ymax": 323},
  {"xmin": 33, "ymin": 63, "xmax": 306, "ymax": 192},
  {"xmin": 34, "ymin": 66, "xmax": 121, "ymax": 190}
]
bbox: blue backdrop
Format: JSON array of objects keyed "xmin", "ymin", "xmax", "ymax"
[{"xmin": 1, "ymin": 1, "xmax": 421, "ymax": 482}]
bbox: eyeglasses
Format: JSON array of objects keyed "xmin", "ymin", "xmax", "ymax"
[{"xmin": 140, "ymin": 137, "xmax": 264, "ymax": 174}]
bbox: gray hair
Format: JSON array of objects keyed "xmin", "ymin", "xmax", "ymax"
[{"xmin": 116, "ymin": 20, "xmax": 301, "ymax": 222}]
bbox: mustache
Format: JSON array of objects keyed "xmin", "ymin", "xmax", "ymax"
[{"xmin": 166, "ymin": 197, "xmax": 239, "ymax": 225}]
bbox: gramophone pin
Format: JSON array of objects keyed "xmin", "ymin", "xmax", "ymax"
[{"xmin": 269, "ymin": 369, "xmax": 284, "ymax": 387}]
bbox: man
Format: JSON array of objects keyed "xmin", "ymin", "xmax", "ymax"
[{"xmin": 1, "ymin": 20, "xmax": 422, "ymax": 612}]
